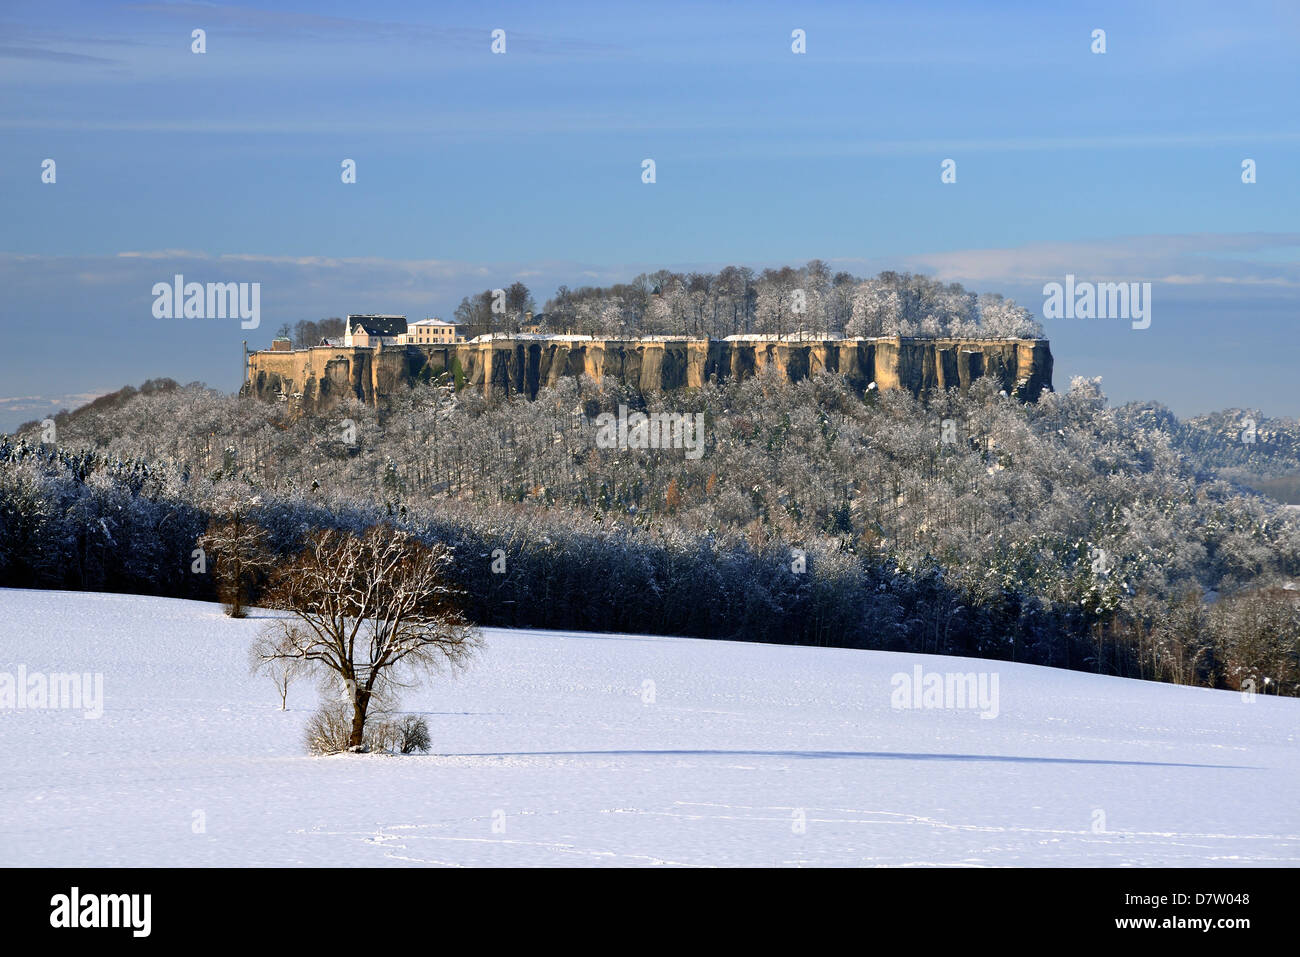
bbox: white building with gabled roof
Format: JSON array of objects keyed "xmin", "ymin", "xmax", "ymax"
[{"xmin": 344, "ymin": 314, "xmax": 408, "ymax": 347}]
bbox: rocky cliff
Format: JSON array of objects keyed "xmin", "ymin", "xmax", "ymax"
[{"xmin": 243, "ymin": 337, "xmax": 1053, "ymax": 412}]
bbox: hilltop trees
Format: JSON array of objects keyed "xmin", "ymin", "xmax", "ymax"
[
  {"xmin": 504, "ymin": 281, "xmax": 535, "ymax": 332},
  {"xmin": 535, "ymin": 266, "xmax": 1042, "ymax": 340},
  {"xmin": 453, "ymin": 282, "xmax": 536, "ymax": 336},
  {"xmin": 976, "ymin": 294, "xmax": 1041, "ymax": 338},
  {"xmin": 238, "ymin": 267, "xmax": 1047, "ymax": 347},
  {"xmin": 846, "ymin": 279, "xmax": 903, "ymax": 337},
  {"xmin": 454, "ymin": 289, "xmax": 497, "ymax": 337}
]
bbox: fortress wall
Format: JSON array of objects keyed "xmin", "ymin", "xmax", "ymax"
[{"xmin": 244, "ymin": 337, "xmax": 1053, "ymax": 413}]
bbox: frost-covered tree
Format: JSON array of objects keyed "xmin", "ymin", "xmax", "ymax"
[
  {"xmin": 846, "ymin": 279, "xmax": 902, "ymax": 336},
  {"xmin": 978, "ymin": 294, "xmax": 1044, "ymax": 338},
  {"xmin": 13, "ymin": 358, "xmax": 1300, "ymax": 697},
  {"xmin": 256, "ymin": 525, "xmax": 481, "ymax": 751}
]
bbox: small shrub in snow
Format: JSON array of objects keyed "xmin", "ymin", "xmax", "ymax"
[
  {"xmin": 342, "ymin": 714, "xmax": 431, "ymax": 754},
  {"xmin": 365, "ymin": 717, "xmax": 399, "ymax": 753},
  {"xmin": 304, "ymin": 702, "xmax": 353, "ymax": 755},
  {"xmin": 396, "ymin": 715, "xmax": 432, "ymax": 754}
]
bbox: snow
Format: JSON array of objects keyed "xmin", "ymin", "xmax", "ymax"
[
  {"xmin": 468, "ymin": 333, "xmax": 598, "ymax": 342},
  {"xmin": 2, "ymin": 587, "xmax": 1297, "ymax": 867}
]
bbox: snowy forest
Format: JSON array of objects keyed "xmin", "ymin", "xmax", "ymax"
[
  {"xmin": 261, "ymin": 268, "xmax": 1045, "ymax": 350},
  {"xmin": 445, "ymin": 264, "xmax": 1045, "ymax": 339},
  {"xmin": 4, "ymin": 364, "xmax": 1299, "ymax": 698}
]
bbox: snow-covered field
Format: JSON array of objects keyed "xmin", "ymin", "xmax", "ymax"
[{"xmin": 2, "ymin": 588, "xmax": 1297, "ymax": 867}]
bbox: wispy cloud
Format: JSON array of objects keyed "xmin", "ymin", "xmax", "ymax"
[
  {"xmin": 859, "ymin": 233, "xmax": 1300, "ymax": 291},
  {"xmin": 17, "ymin": 233, "xmax": 1300, "ymax": 311},
  {"xmin": 125, "ymin": 2, "xmax": 618, "ymax": 56},
  {"xmin": 0, "ymin": 45, "xmax": 119, "ymax": 64},
  {"xmin": 0, "ymin": 391, "xmax": 113, "ymax": 430}
]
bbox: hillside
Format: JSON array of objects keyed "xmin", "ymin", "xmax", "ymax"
[
  {"xmin": 3, "ymin": 588, "xmax": 1297, "ymax": 867},
  {"xmin": 9, "ymin": 369, "xmax": 1300, "ymax": 695},
  {"xmin": 1116, "ymin": 403, "xmax": 1300, "ymax": 501}
]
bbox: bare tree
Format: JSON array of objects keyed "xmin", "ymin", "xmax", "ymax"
[
  {"xmin": 292, "ymin": 319, "xmax": 319, "ymax": 349},
  {"xmin": 454, "ymin": 290, "xmax": 497, "ymax": 337},
  {"xmin": 255, "ymin": 524, "xmax": 481, "ymax": 751},
  {"xmin": 504, "ymin": 281, "xmax": 534, "ymax": 333},
  {"xmin": 198, "ymin": 496, "xmax": 272, "ymax": 618},
  {"xmin": 249, "ymin": 622, "xmax": 305, "ymax": 709}
]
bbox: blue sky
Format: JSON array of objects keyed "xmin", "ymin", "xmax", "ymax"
[{"xmin": 1, "ymin": 0, "xmax": 1298, "ymax": 429}]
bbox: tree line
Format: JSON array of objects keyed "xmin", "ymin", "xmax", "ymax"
[
  {"xmin": 450, "ymin": 264, "xmax": 1043, "ymax": 339},
  {"xmin": 244, "ymin": 268, "xmax": 1045, "ymax": 348},
  {"xmin": 4, "ymin": 369, "xmax": 1298, "ymax": 696}
]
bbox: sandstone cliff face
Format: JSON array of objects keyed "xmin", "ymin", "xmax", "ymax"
[
  {"xmin": 244, "ymin": 337, "xmax": 1052, "ymax": 413},
  {"xmin": 243, "ymin": 346, "xmax": 412, "ymax": 410}
]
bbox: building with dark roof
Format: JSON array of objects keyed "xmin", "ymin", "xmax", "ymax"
[{"xmin": 344, "ymin": 314, "xmax": 408, "ymax": 347}]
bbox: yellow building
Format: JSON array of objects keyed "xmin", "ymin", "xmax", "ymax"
[{"xmin": 405, "ymin": 318, "xmax": 463, "ymax": 344}]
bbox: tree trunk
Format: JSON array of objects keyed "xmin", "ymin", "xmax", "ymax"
[{"xmin": 349, "ymin": 693, "xmax": 369, "ymax": 750}]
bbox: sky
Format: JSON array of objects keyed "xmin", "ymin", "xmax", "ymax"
[{"xmin": 1, "ymin": 0, "xmax": 1298, "ymax": 430}]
